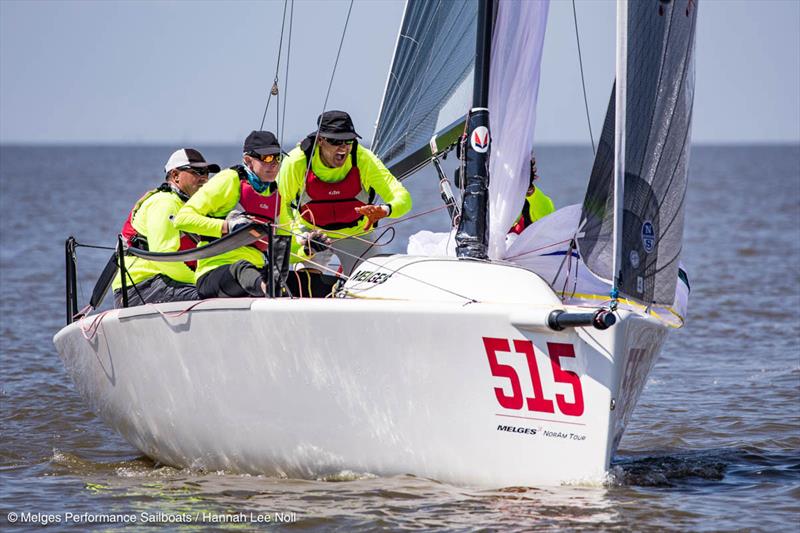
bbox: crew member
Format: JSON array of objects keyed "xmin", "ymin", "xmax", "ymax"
[
  {"xmin": 174, "ymin": 131, "xmax": 318, "ymax": 298},
  {"xmin": 508, "ymin": 154, "xmax": 555, "ymax": 235},
  {"xmin": 113, "ymin": 148, "xmax": 219, "ymax": 307},
  {"xmin": 277, "ymin": 110, "xmax": 412, "ymax": 275}
]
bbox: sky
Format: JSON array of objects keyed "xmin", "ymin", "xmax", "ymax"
[{"xmin": 1, "ymin": 0, "xmax": 798, "ymax": 145}]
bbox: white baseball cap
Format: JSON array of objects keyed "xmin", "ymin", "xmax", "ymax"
[{"xmin": 164, "ymin": 148, "xmax": 221, "ymax": 174}]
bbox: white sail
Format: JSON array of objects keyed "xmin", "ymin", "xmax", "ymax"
[{"xmin": 487, "ymin": 0, "xmax": 550, "ymax": 259}]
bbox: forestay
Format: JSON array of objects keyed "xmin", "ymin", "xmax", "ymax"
[{"xmin": 578, "ymin": 0, "xmax": 698, "ymax": 305}]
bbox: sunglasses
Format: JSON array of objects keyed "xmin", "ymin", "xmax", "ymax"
[
  {"xmin": 179, "ymin": 166, "xmax": 210, "ymax": 177},
  {"xmin": 249, "ymin": 152, "xmax": 282, "ymax": 164},
  {"xmin": 322, "ymin": 137, "xmax": 354, "ymax": 147}
]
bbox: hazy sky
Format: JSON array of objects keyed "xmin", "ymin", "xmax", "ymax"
[{"xmin": 1, "ymin": 0, "xmax": 798, "ymax": 145}]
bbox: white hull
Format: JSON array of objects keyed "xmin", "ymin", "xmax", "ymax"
[{"xmin": 54, "ymin": 256, "xmax": 667, "ymax": 487}]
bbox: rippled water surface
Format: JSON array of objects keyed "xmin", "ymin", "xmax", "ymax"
[{"xmin": 1, "ymin": 145, "xmax": 798, "ymax": 531}]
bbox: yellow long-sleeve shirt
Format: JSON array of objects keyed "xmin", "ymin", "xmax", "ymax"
[
  {"xmin": 173, "ymin": 168, "xmax": 272, "ymax": 280},
  {"xmin": 277, "ymin": 143, "xmax": 412, "ymax": 239},
  {"xmin": 112, "ymin": 190, "xmax": 195, "ymax": 290}
]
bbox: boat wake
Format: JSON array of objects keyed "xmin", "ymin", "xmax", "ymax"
[{"xmin": 607, "ymin": 446, "xmax": 800, "ymax": 488}]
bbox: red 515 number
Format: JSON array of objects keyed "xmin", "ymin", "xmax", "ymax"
[{"xmin": 482, "ymin": 337, "xmax": 584, "ymax": 417}]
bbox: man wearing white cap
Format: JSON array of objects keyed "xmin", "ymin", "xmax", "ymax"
[{"xmin": 113, "ymin": 148, "xmax": 219, "ymax": 307}]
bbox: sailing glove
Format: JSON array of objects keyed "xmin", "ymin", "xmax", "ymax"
[
  {"xmin": 301, "ymin": 230, "xmax": 331, "ymax": 257},
  {"xmin": 225, "ymin": 210, "xmax": 252, "ymax": 234},
  {"xmin": 355, "ymin": 204, "xmax": 391, "ymax": 231}
]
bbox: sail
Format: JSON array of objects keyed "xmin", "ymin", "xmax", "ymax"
[
  {"xmin": 372, "ymin": 0, "xmax": 478, "ymax": 178},
  {"xmin": 487, "ymin": 0, "xmax": 549, "ymax": 259},
  {"xmin": 578, "ymin": 0, "xmax": 698, "ymax": 305}
]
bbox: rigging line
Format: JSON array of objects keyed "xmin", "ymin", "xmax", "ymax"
[
  {"xmin": 280, "ymin": 0, "xmax": 294, "ymax": 146},
  {"xmin": 259, "ymin": 0, "xmax": 290, "ymax": 130},
  {"xmin": 304, "ymin": 0, "xmax": 354, "ymax": 180},
  {"xmin": 343, "ymin": 255, "xmax": 479, "ymax": 304},
  {"xmin": 276, "ymin": 79, "xmax": 281, "ymax": 140},
  {"xmin": 298, "ymin": 203, "xmax": 450, "ymax": 248},
  {"xmin": 572, "ymin": 0, "xmax": 595, "ymax": 156},
  {"xmin": 74, "ymin": 242, "xmax": 115, "ymax": 251},
  {"xmin": 281, "ymin": 226, "xmax": 477, "ymax": 304}
]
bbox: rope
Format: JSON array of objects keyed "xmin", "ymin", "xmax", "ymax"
[
  {"xmin": 572, "ymin": 0, "xmax": 595, "ymax": 155},
  {"xmin": 280, "ymin": 0, "xmax": 294, "ymax": 146},
  {"xmin": 341, "ymin": 255, "xmax": 479, "ymax": 304},
  {"xmin": 79, "ymin": 310, "xmax": 111, "ymax": 340},
  {"xmin": 259, "ymin": 0, "xmax": 290, "ymax": 131},
  {"xmin": 277, "ymin": 221, "xmax": 477, "ymax": 304},
  {"xmin": 74, "ymin": 242, "xmax": 115, "ymax": 251},
  {"xmin": 503, "ymin": 237, "xmax": 573, "ymax": 261},
  {"xmin": 303, "ymin": 0, "xmax": 355, "ymax": 181}
]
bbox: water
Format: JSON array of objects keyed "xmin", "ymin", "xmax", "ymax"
[{"xmin": 1, "ymin": 145, "xmax": 798, "ymax": 531}]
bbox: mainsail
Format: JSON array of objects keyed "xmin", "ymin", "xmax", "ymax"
[
  {"xmin": 372, "ymin": 0, "xmax": 478, "ymax": 178},
  {"xmin": 373, "ymin": 0, "xmax": 549, "ymax": 258},
  {"xmin": 578, "ymin": 0, "xmax": 698, "ymax": 305}
]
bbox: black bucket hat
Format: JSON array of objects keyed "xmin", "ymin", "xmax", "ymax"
[
  {"xmin": 316, "ymin": 110, "xmax": 361, "ymax": 140},
  {"xmin": 243, "ymin": 131, "xmax": 282, "ymax": 156}
]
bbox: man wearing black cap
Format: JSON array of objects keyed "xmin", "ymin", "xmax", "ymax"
[
  {"xmin": 174, "ymin": 131, "xmax": 296, "ymax": 298},
  {"xmin": 113, "ymin": 148, "xmax": 219, "ymax": 307},
  {"xmin": 277, "ymin": 110, "xmax": 412, "ymax": 275}
]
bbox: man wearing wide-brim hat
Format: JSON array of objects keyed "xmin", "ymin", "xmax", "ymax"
[{"xmin": 277, "ymin": 110, "xmax": 412, "ymax": 275}]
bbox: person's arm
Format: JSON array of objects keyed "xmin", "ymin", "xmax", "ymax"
[
  {"xmin": 173, "ymin": 170, "xmax": 239, "ymax": 237},
  {"xmin": 359, "ymin": 148, "xmax": 412, "ymax": 218},
  {"xmin": 531, "ymin": 187, "xmax": 555, "ymax": 220},
  {"xmin": 141, "ymin": 194, "xmax": 195, "ymax": 284},
  {"xmin": 276, "ymin": 148, "xmax": 306, "ymax": 237}
]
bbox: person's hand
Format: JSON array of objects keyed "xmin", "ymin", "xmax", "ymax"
[
  {"xmin": 224, "ymin": 210, "xmax": 252, "ymax": 234},
  {"xmin": 300, "ymin": 230, "xmax": 331, "ymax": 257},
  {"xmin": 355, "ymin": 204, "xmax": 390, "ymax": 231}
]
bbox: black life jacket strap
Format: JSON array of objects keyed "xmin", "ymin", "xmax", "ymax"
[{"xmin": 521, "ymin": 198, "xmax": 534, "ymax": 228}]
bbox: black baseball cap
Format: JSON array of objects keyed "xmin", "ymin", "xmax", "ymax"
[
  {"xmin": 317, "ymin": 110, "xmax": 361, "ymax": 140},
  {"xmin": 243, "ymin": 131, "xmax": 282, "ymax": 156}
]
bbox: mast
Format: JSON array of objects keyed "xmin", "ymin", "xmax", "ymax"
[
  {"xmin": 611, "ymin": 0, "xmax": 627, "ymax": 297},
  {"xmin": 455, "ymin": 0, "xmax": 493, "ymax": 259}
]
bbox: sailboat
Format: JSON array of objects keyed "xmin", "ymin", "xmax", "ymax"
[{"xmin": 53, "ymin": 0, "xmax": 697, "ymax": 487}]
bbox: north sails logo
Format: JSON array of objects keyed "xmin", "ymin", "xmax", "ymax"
[{"xmin": 471, "ymin": 126, "xmax": 490, "ymax": 153}]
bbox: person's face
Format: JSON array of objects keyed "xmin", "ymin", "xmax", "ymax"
[
  {"xmin": 245, "ymin": 153, "xmax": 281, "ymax": 182},
  {"xmin": 173, "ymin": 166, "xmax": 209, "ymax": 197},
  {"xmin": 318, "ymin": 137, "xmax": 354, "ymax": 168}
]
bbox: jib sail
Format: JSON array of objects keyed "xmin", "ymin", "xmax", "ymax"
[{"xmin": 578, "ymin": 0, "xmax": 698, "ymax": 305}]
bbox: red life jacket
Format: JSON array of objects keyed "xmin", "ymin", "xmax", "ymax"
[
  {"xmin": 121, "ymin": 184, "xmax": 198, "ymax": 270},
  {"xmin": 234, "ymin": 166, "xmax": 280, "ymax": 252},
  {"xmin": 508, "ymin": 198, "xmax": 534, "ymax": 235},
  {"xmin": 295, "ymin": 143, "xmax": 373, "ymax": 230}
]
